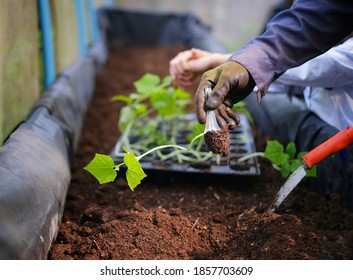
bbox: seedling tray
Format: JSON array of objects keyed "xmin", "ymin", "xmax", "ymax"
[{"xmin": 110, "ymin": 113, "xmax": 260, "ymax": 176}]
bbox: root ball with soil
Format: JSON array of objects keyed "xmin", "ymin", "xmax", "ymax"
[{"xmin": 204, "ymin": 127, "xmax": 230, "ymax": 157}]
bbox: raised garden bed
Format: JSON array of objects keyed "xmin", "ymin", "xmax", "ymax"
[{"xmin": 48, "ymin": 46, "xmax": 353, "ymax": 260}]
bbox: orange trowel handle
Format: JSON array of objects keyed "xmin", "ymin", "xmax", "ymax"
[{"xmin": 302, "ymin": 126, "xmax": 353, "ymax": 169}]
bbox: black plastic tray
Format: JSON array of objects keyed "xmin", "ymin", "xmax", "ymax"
[{"xmin": 111, "ymin": 113, "xmax": 260, "ymax": 176}]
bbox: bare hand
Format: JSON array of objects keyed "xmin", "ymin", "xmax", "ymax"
[{"xmin": 169, "ymin": 48, "xmax": 229, "ymax": 89}]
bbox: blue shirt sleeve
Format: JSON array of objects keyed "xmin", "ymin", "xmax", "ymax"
[{"xmin": 228, "ymin": 0, "xmax": 353, "ymax": 98}]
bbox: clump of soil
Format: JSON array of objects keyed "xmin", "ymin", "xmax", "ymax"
[
  {"xmin": 48, "ymin": 46, "xmax": 353, "ymax": 260},
  {"xmin": 204, "ymin": 127, "xmax": 230, "ymax": 156}
]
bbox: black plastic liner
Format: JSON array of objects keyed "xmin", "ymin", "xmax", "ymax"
[
  {"xmin": 0, "ymin": 107, "xmax": 70, "ymax": 259},
  {"xmin": 0, "ymin": 8, "xmax": 233, "ymax": 259},
  {"xmin": 0, "ymin": 44, "xmax": 102, "ymax": 259},
  {"xmin": 101, "ymin": 7, "xmax": 229, "ymax": 53}
]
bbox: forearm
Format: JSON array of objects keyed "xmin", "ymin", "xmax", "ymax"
[{"xmin": 209, "ymin": 53, "xmax": 232, "ymax": 68}]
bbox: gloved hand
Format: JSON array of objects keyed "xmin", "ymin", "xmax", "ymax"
[{"xmin": 195, "ymin": 61, "xmax": 255, "ymax": 129}]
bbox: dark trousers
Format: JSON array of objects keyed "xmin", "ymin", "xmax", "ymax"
[{"xmin": 244, "ymin": 92, "xmax": 353, "ymax": 211}]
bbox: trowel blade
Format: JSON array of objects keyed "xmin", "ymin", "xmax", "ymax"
[{"xmin": 268, "ymin": 165, "xmax": 306, "ymax": 212}]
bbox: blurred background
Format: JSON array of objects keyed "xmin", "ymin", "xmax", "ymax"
[
  {"xmin": 116, "ymin": 0, "xmax": 282, "ymax": 50},
  {"xmin": 0, "ymin": 0, "xmax": 281, "ymax": 143}
]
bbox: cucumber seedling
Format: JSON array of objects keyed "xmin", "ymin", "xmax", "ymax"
[
  {"xmin": 84, "ymin": 73, "xmax": 214, "ymax": 190},
  {"xmin": 238, "ymin": 140, "xmax": 316, "ymax": 178}
]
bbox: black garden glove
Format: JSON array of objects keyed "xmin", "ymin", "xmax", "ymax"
[{"xmin": 195, "ymin": 61, "xmax": 255, "ymax": 129}]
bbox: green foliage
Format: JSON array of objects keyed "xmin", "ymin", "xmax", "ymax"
[
  {"xmin": 84, "ymin": 73, "xmax": 257, "ymax": 190},
  {"xmin": 123, "ymin": 147, "xmax": 147, "ymax": 191},
  {"xmin": 85, "ymin": 73, "xmax": 211, "ymax": 190},
  {"xmin": 263, "ymin": 140, "xmax": 316, "ymax": 177},
  {"xmin": 187, "ymin": 122, "xmax": 205, "ymax": 142},
  {"xmin": 234, "ymin": 101, "xmax": 253, "ymax": 124},
  {"xmin": 84, "ymin": 153, "xmax": 117, "ymax": 184},
  {"xmin": 112, "ymin": 73, "xmax": 192, "ymax": 142},
  {"xmin": 113, "ymin": 72, "xmax": 197, "ymax": 151},
  {"xmin": 84, "ymin": 148, "xmax": 147, "ymax": 190},
  {"xmin": 238, "ymin": 140, "xmax": 316, "ymax": 178}
]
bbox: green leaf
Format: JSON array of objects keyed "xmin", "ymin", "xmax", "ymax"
[
  {"xmin": 290, "ymin": 159, "xmax": 303, "ymax": 172},
  {"xmin": 129, "ymin": 93, "xmax": 142, "ymax": 101},
  {"xmin": 234, "ymin": 101, "xmax": 254, "ymax": 124},
  {"xmin": 234, "ymin": 100, "xmax": 246, "ymax": 110},
  {"xmin": 119, "ymin": 103, "xmax": 147, "ymax": 129},
  {"xmin": 111, "ymin": 95, "xmax": 132, "ymax": 104},
  {"xmin": 306, "ymin": 166, "xmax": 317, "ymax": 177},
  {"xmin": 118, "ymin": 106, "xmax": 135, "ymax": 132},
  {"xmin": 160, "ymin": 75, "xmax": 173, "ymax": 88},
  {"xmin": 139, "ymin": 122, "xmax": 159, "ymax": 139},
  {"xmin": 150, "ymin": 89, "xmax": 177, "ymax": 116},
  {"xmin": 134, "ymin": 73, "xmax": 160, "ymax": 94},
  {"xmin": 264, "ymin": 140, "xmax": 289, "ymax": 166},
  {"xmin": 281, "ymin": 162, "xmax": 291, "ymax": 177},
  {"xmin": 297, "ymin": 151, "xmax": 307, "ymax": 159},
  {"xmin": 175, "ymin": 89, "xmax": 191, "ymax": 109},
  {"xmin": 84, "ymin": 153, "xmax": 117, "ymax": 184},
  {"xmin": 296, "ymin": 151, "xmax": 317, "ymax": 176},
  {"xmin": 188, "ymin": 122, "xmax": 205, "ymax": 142},
  {"xmin": 174, "ymin": 88, "xmax": 191, "ymax": 99},
  {"xmin": 133, "ymin": 103, "xmax": 148, "ymax": 115},
  {"xmin": 285, "ymin": 142, "xmax": 296, "ymax": 159},
  {"xmin": 123, "ymin": 149, "xmax": 147, "ymax": 191}
]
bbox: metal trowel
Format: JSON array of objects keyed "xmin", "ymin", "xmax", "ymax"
[{"xmin": 268, "ymin": 126, "xmax": 353, "ymax": 212}]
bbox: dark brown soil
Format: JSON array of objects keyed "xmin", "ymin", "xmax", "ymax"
[
  {"xmin": 48, "ymin": 46, "xmax": 353, "ymax": 260},
  {"xmin": 204, "ymin": 128, "xmax": 230, "ymax": 157}
]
